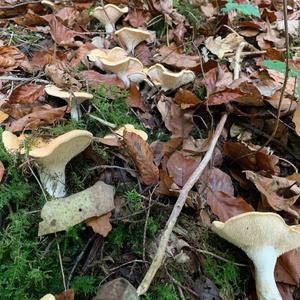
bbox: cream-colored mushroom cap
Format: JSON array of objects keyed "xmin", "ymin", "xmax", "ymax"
[
  {"xmin": 147, "ymin": 64, "xmax": 195, "ymax": 91},
  {"xmin": 115, "ymin": 27, "xmax": 151, "ymax": 53},
  {"xmin": 2, "ymin": 130, "xmax": 23, "ymax": 153},
  {"xmin": 91, "ymin": 4, "xmax": 128, "ymax": 34},
  {"xmin": 212, "ymin": 212, "xmax": 300, "ymax": 253},
  {"xmin": 114, "ymin": 124, "xmax": 148, "ymax": 141},
  {"xmin": 39, "ymin": 294, "xmax": 55, "ymax": 300}
]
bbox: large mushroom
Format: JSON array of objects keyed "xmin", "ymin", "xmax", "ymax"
[
  {"xmin": 45, "ymin": 85, "xmax": 93, "ymax": 121},
  {"xmin": 2, "ymin": 130, "xmax": 93, "ymax": 198},
  {"xmin": 91, "ymin": 4, "xmax": 128, "ymax": 34},
  {"xmin": 115, "ymin": 27, "xmax": 151, "ymax": 53},
  {"xmin": 211, "ymin": 212, "xmax": 300, "ymax": 300},
  {"xmin": 147, "ymin": 64, "xmax": 195, "ymax": 91}
]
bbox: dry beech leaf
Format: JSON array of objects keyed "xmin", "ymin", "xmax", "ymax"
[
  {"xmin": 245, "ymin": 171, "xmax": 300, "ymax": 217},
  {"xmin": 207, "ymin": 89, "xmax": 244, "ymax": 105},
  {"xmin": 156, "ymin": 169, "xmax": 179, "ymax": 197},
  {"xmin": 55, "ymin": 289, "xmax": 75, "ymax": 300},
  {"xmin": 174, "ymin": 89, "xmax": 201, "ymax": 109},
  {"xmin": 38, "ymin": 181, "xmax": 115, "ymax": 236},
  {"xmin": 86, "ymin": 212, "xmax": 112, "ymax": 237},
  {"xmin": 207, "ymin": 191, "xmax": 254, "ymax": 222},
  {"xmin": 166, "ymin": 151, "xmax": 200, "ymax": 187},
  {"xmin": 205, "ymin": 33, "xmax": 244, "ymax": 59},
  {"xmin": 208, "ymin": 167, "xmax": 234, "ymax": 196},
  {"xmin": 124, "ymin": 9, "xmax": 151, "ymax": 27},
  {"xmin": 6, "ymin": 105, "xmax": 67, "ymax": 132},
  {"xmin": 0, "ymin": 111, "xmax": 9, "ymax": 123},
  {"xmin": 157, "ymin": 95, "xmax": 195, "ymax": 138},
  {"xmin": 292, "ymin": 103, "xmax": 300, "ymax": 136},
  {"xmin": 275, "ymin": 250, "xmax": 300, "ymax": 285},
  {"xmin": 9, "ymin": 84, "xmax": 45, "ymax": 104},
  {"xmin": 182, "ymin": 136, "xmax": 210, "ymax": 154},
  {"xmin": 128, "ymin": 83, "xmax": 146, "ymax": 111},
  {"xmin": 123, "ymin": 131, "xmax": 159, "ymax": 185},
  {"xmin": 79, "ymin": 70, "xmax": 125, "ymax": 89},
  {"xmin": 0, "ymin": 45, "xmax": 28, "ymax": 73}
]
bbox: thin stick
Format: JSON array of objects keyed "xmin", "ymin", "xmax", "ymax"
[
  {"xmin": 136, "ymin": 113, "xmax": 228, "ymax": 295},
  {"xmin": 0, "ymin": 76, "xmax": 49, "ymax": 83},
  {"xmin": 233, "ymin": 42, "xmax": 247, "ymax": 80}
]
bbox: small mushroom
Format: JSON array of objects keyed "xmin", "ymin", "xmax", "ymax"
[
  {"xmin": 115, "ymin": 27, "xmax": 151, "ymax": 53},
  {"xmin": 39, "ymin": 294, "xmax": 55, "ymax": 300},
  {"xmin": 147, "ymin": 64, "xmax": 195, "ymax": 91},
  {"xmin": 91, "ymin": 4, "xmax": 128, "ymax": 34},
  {"xmin": 211, "ymin": 212, "xmax": 300, "ymax": 300},
  {"xmin": 45, "ymin": 85, "xmax": 93, "ymax": 121}
]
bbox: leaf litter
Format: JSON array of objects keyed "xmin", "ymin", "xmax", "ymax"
[{"xmin": 0, "ymin": 0, "xmax": 300, "ymax": 299}]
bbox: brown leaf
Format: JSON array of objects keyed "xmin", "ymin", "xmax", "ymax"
[
  {"xmin": 14, "ymin": 9, "xmax": 48, "ymax": 26},
  {"xmin": 166, "ymin": 151, "xmax": 200, "ymax": 187},
  {"xmin": 55, "ymin": 289, "xmax": 74, "ymax": 300},
  {"xmin": 207, "ymin": 89, "xmax": 244, "ymax": 105},
  {"xmin": 86, "ymin": 212, "xmax": 112, "ymax": 237},
  {"xmin": 275, "ymin": 250, "xmax": 300, "ymax": 285},
  {"xmin": 0, "ymin": 45, "xmax": 27, "ymax": 73},
  {"xmin": 43, "ymin": 15, "xmax": 84, "ymax": 46},
  {"xmin": 174, "ymin": 89, "xmax": 201, "ymax": 108},
  {"xmin": 123, "ymin": 131, "xmax": 159, "ymax": 185},
  {"xmin": 0, "ymin": 161, "xmax": 5, "ymax": 182},
  {"xmin": 9, "ymin": 84, "xmax": 44, "ymax": 104},
  {"xmin": 70, "ymin": 43, "xmax": 96, "ymax": 67},
  {"xmin": 128, "ymin": 84, "xmax": 146, "ymax": 111},
  {"xmin": 245, "ymin": 171, "xmax": 300, "ymax": 217},
  {"xmin": 79, "ymin": 70, "xmax": 125, "ymax": 89},
  {"xmin": 223, "ymin": 141, "xmax": 279, "ymax": 174},
  {"xmin": 208, "ymin": 167, "xmax": 234, "ymax": 196},
  {"xmin": 157, "ymin": 95, "xmax": 195, "ymax": 138},
  {"xmin": 156, "ymin": 169, "xmax": 179, "ymax": 197},
  {"xmin": 155, "ymin": 45, "xmax": 201, "ymax": 71},
  {"xmin": 292, "ymin": 103, "xmax": 300, "ymax": 136},
  {"xmin": 124, "ymin": 8, "xmax": 151, "ymax": 27},
  {"xmin": 182, "ymin": 136, "xmax": 210, "ymax": 154},
  {"xmin": 6, "ymin": 105, "xmax": 67, "ymax": 132},
  {"xmin": 207, "ymin": 191, "xmax": 255, "ymax": 222},
  {"xmin": 0, "ymin": 110, "xmax": 9, "ymax": 123}
]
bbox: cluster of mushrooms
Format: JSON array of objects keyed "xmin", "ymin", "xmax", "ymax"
[{"xmin": 89, "ymin": 4, "xmax": 196, "ymax": 90}]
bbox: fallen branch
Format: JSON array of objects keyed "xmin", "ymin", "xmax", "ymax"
[
  {"xmin": 137, "ymin": 113, "xmax": 228, "ymax": 295},
  {"xmin": 0, "ymin": 76, "xmax": 49, "ymax": 84}
]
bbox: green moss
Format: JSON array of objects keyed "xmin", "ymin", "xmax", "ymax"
[{"xmin": 144, "ymin": 283, "xmax": 180, "ymax": 300}]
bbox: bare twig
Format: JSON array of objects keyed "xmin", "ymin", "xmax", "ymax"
[
  {"xmin": 233, "ymin": 42, "xmax": 247, "ymax": 80},
  {"xmin": 0, "ymin": 76, "xmax": 49, "ymax": 83},
  {"xmin": 137, "ymin": 113, "xmax": 228, "ymax": 295}
]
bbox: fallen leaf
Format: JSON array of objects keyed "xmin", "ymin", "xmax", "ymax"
[
  {"xmin": 155, "ymin": 45, "xmax": 201, "ymax": 70},
  {"xmin": 205, "ymin": 33, "xmax": 244, "ymax": 59},
  {"xmin": 124, "ymin": 8, "xmax": 151, "ymax": 27},
  {"xmin": 9, "ymin": 84, "xmax": 45, "ymax": 104},
  {"xmin": 207, "ymin": 89, "xmax": 245, "ymax": 105},
  {"xmin": 0, "ymin": 45, "xmax": 28, "ymax": 73},
  {"xmin": 157, "ymin": 94, "xmax": 195, "ymax": 138},
  {"xmin": 6, "ymin": 105, "xmax": 67, "ymax": 132},
  {"xmin": 0, "ymin": 110, "xmax": 9, "ymax": 123},
  {"xmin": 166, "ymin": 151, "xmax": 200, "ymax": 187},
  {"xmin": 245, "ymin": 171, "xmax": 300, "ymax": 217},
  {"xmin": 208, "ymin": 167, "xmax": 234, "ymax": 196},
  {"xmin": 92, "ymin": 278, "xmax": 139, "ymax": 300},
  {"xmin": 275, "ymin": 250, "xmax": 300, "ymax": 285},
  {"xmin": 266, "ymin": 90, "xmax": 297, "ymax": 112},
  {"xmin": 79, "ymin": 70, "xmax": 125, "ymax": 89},
  {"xmin": 174, "ymin": 89, "xmax": 201, "ymax": 108},
  {"xmin": 292, "ymin": 103, "xmax": 300, "ymax": 136},
  {"xmin": 193, "ymin": 274, "xmax": 221, "ymax": 300},
  {"xmin": 182, "ymin": 137, "xmax": 210, "ymax": 154},
  {"xmin": 55, "ymin": 289, "xmax": 74, "ymax": 300},
  {"xmin": 86, "ymin": 212, "xmax": 112, "ymax": 237},
  {"xmin": 128, "ymin": 83, "xmax": 146, "ymax": 111},
  {"xmin": 207, "ymin": 191, "xmax": 255, "ymax": 222},
  {"xmin": 123, "ymin": 131, "xmax": 159, "ymax": 185},
  {"xmin": 156, "ymin": 169, "xmax": 179, "ymax": 197},
  {"xmin": 38, "ymin": 181, "xmax": 115, "ymax": 236}
]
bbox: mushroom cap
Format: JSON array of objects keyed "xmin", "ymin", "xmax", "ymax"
[
  {"xmin": 212, "ymin": 212, "xmax": 300, "ymax": 256},
  {"xmin": 115, "ymin": 27, "xmax": 151, "ymax": 52},
  {"xmin": 2, "ymin": 130, "xmax": 23, "ymax": 153},
  {"xmin": 28, "ymin": 130, "xmax": 93, "ymax": 165},
  {"xmin": 39, "ymin": 294, "xmax": 56, "ymax": 300},
  {"xmin": 147, "ymin": 64, "xmax": 195, "ymax": 91},
  {"xmin": 92, "ymin": 4, "xmax": 128, "ymax": 30},
  {"xmin": 45, "ymin": 85, "xmax": 93, "ymax": 104},
  {"xmin": 115, "ymin": 124, "xmax": 148, "ymax": 140}
]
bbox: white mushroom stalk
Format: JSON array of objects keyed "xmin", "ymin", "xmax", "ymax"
[
  {"xmin": 212, "ymin": 212, "xmax": 300, "ymax": 300},
  {"xmin": 115, "ymin": 27, "xmax": 151, "ymax": 53},
  {"xmin": 91, "ymin": 4, "xmax": 128, "ymax": 34},
  {"xmin": 147, "ymin": 64, "xmax": 195, "ymax": 91}
]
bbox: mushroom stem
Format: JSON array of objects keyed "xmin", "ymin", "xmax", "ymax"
[
  {"xmin": 248, "ymin": 246, "xmax": 282, "ymax": 300},
  {"xmin": 70, "ymin": 100, "xmax": 80, "ymax": 121},
  {"xmin": 37, "ymin": 165, "xmax": 66, "ymax": 198},
  {"xmin": 105, "ymin": 23, "xmax": 114, "ymax": 34}
]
